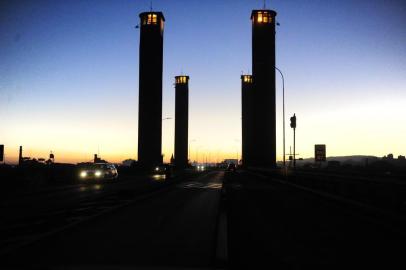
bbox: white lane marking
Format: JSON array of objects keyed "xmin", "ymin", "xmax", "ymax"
[{"xmin": 177, "ymin": 182, "xmax": 223, "ymax": 190}]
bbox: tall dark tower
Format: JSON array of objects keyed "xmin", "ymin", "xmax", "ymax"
[
  {"xmin": 251, "ymin": 10, "xmax": 277, "ymax": 167},
  {"xmin": 174, "ymin": 76, "xmax": 189, "ymax": 168},
  {"xmin": 241, "ymin": 75, "xmax": 253, "ymax": 167},
  {"xmin": 138, "ymin": 12, "xmax": 165, "ymax": 168}
]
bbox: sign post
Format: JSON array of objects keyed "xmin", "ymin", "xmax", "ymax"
[{"xmin": 315, "ymin": 144, "xmax": 326, "ymax": 167}]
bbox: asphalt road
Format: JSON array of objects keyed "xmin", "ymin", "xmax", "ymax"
[
  {"xmin": 2, "ymin": 170, "xmax": 224, "ymax": 269},
  {"xmin": 225, "ymin": 170, "xmax": 406, "ymax": 269},
  {"xmin": 0, "ymin": 170, "xmax": 208, "ymax": 255},
  {"xmin": 3, "ymin": 168, "xmax": 404, "ymax": 269}
]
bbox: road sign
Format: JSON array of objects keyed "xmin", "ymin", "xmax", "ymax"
[
  {"xmin": 315, "ymin": 144, "xmax": 326, "ymax": 162},
  {"xmin": 0, "ymin": 145, "xmax": 4, "ymax": 162}
]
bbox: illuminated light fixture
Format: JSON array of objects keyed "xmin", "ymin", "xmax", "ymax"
[
  {"xmin": 254, "ymin": 11, "xmax": 272, "ymax": 24},
  {"xmin": 142, "ymin": 13, "xmax": 160, "ymax": 25},
  {"xmin": 175, "ymin": 76, "xmax": 188, "ymax": 84},
  {"xmin": 95, "ymin": 170, "xmax": 102, "ymax": 177},
  {"xmin": 243, "ymin": 75, "xmax": 252, "ymax": 83},
  {"xmin": 155, "ymin": 167, "xmax": 160, "ymax": 171},
  {"xmin": 80, "ymin": 171, "xmax": 87, "ymax": 178},
  {"xmin": 147, "ymin": 14, "xmax": 157, "ymax": 24},
  {"xmin": 257, "ymin": 13, "xmax": 263, "ymax": 23}
]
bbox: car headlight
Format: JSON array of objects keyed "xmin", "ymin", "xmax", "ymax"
[
  {"xmin": 95, "ymin": 170, "xmax": 102, "ymax": 177},
  {"xmin": 80, "ymin": 171, "xmax": 87, "ymax": 178}
]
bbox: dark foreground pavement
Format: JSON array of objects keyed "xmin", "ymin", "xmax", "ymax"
[
  {"xmin": 3, "ymin": 168, "xmax": 405, "ymax": 269},
  {"xmin": 2, "ymin": 171, "xmax": 224, "ymax": 269},
  {"xmin": 225, "ymin": 170, "xmax": 406, "ymax": 269}
]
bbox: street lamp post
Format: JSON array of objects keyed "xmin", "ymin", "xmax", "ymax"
[
  {"xmin": 189, "ymin": 139, "xmax": 196, "ymax": 163},
  {"xmin": 234, "ymin": 139, "xmax": 240, "ymax": 165},
  {"xmin": 275, "ymin": 67, "xmax": 286, "ymax": 169},
  {"xmin": 162, "ymin": 117, "xmax": 172, "ymax": 164}
]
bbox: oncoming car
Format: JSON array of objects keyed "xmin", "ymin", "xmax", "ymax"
[
  {"xmin": 153, "ymin": 164, "xmax": 174, "ymax": 178},
  {"xmin": 78, "ymin": 163, "xmax": 118, "ymax": 181},
  {"xmin": 226, "ymin": 163, "xmax": 236, "ymax": 172}
]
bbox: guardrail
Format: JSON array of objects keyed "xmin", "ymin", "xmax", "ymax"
[{"xmin": 249, "ymin": 167, "xmax": 406, "ymax": 215}]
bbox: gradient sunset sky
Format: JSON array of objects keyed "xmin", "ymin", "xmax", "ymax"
[{"xmin": 1, "ymin": 0, "xmax": 405, "ymax": 164}]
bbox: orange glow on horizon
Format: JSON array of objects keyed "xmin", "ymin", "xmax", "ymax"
[{"xmin": 2, "ymin": 96, "xmax": 405, "ymax": 165}]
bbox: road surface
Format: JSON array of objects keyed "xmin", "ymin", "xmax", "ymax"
[
  {"xmin": 225, "ymin": 170, "xmax": 406, "ymax": 269},
  {"xmin": 2, "ymin": 169, "xmax": 405, "ymax": 269},
  {"xmin": 2, "ymin": 170, "xmax": 224, "ymax": 269}
]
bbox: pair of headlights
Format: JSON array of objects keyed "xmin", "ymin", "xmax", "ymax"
[{"xmin": 80, "ymin": 170, "xmax": 102, "ymax": 178}]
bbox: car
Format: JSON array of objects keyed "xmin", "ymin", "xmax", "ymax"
[
  {"xmin": 78, "ymin": 163, "xmax": 118, "ymax": 181},
  {"xmin": 226, "ymin": 163, "xmax": 236, "ymax": 172},
  {"xmin": 153, "ymin": 164, "xmax": 174, "ymax": 178}
]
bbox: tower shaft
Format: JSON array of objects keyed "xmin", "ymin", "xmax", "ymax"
[
  {"xmin": 241, "ymin": 75, "xmax": 253, "ymax": 167},
  {"xmin": 174, "ymin": 76, "xmax": 189, "ymax": 168},
  {"xmin": 251, "ymin": 10, "xmax": 277, "ymax": 167},
  {"xmin": 138, "ymin": 12, "xmax": 165, "ymax": 168}
]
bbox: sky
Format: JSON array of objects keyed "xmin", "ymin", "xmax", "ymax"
[{"xmin": 1, "ymin": 0, "xmax": 405, "ymax": 164}]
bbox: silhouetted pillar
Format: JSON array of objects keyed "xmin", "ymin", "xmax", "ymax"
[
  {"xmin": 241, "ymin": 75, "xmax": 253, "ymax": 167},
  {"xmin": 174, "ymin": 76, "xmax": 189, "ymax": 168},
  {"xmin": 138, "ymin": 12, "xmax": 165, "ymax": 168},
  {"xmin": 251, "ymin": 10, "xmax": 277, "ymax": 167}
]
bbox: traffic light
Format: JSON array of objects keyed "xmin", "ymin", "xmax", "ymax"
[{"xmin": 290, "ymin": 113, "xmax": 296, "ymax": 129}]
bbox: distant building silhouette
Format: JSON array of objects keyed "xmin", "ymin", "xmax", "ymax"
[
  {"xmin": 122, "ymin": 159, "xmax": 137, "ymax": 167},
  {"xmin": 241, "ymin": 75, "xmax": 253, "ymax": 167},
  {"xmin": 94, "ymin": 154, "xmax": 107, "ymax": 163},
  {"xmin": 137, "ymin": 11, "xmax": 165, "ymax": 168},
  {"xmin": 250, "ymin": 9, "xmax": 277, "ymax": 167},
  {"xmin": 174, "ymin": 76, "xmax": 189, "ymax": 168},
  {"xmin": 223, "ymin": 159, "xmax": 238, "ymax": 165},
  {"xmin": 49, "ymin": 152, "xmax": 55, "ymax": 163}
]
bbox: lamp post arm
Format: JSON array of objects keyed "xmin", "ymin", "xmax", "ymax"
[{"xmin": 275, "ymin": 66, "xmax": 286, "ymax": 169}]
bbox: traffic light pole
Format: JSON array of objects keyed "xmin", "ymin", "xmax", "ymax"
[
  {"xmin": 293, "ymin": 127, "xmax": 296, "ymax": 169},
  {"xmin": 290, "ymin": 113, "xmax": 297, "ymax": 170}
]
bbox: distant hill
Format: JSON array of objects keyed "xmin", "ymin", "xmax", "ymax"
[{"xmin": 281, "ymin": 155, "xmax": 379, "ymax": 165}]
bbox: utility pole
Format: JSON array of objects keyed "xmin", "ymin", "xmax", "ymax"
[{"xmin": 290, "ymin": 114, "xmax": 297, "ymax": 169}]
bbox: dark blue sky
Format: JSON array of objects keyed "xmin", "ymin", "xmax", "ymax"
[{"xmin": 1, "ymin": 0, "xmax": 405, "ymax": 162}]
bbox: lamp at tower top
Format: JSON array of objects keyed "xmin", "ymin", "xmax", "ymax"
[
  {"xmin": 139, "ymin": 11, "xmax": 165, "ymax": 27},
  {"xmin": 241, "ymin": 75, "xmax": 253, "ymax": 83},
  {"xmin": 175, "ymin": 76, "xmax": 189, "ymax": 84},
  {"xmin": 251, "ymin": 10, "xmax": 277, "ymax": 24}
]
